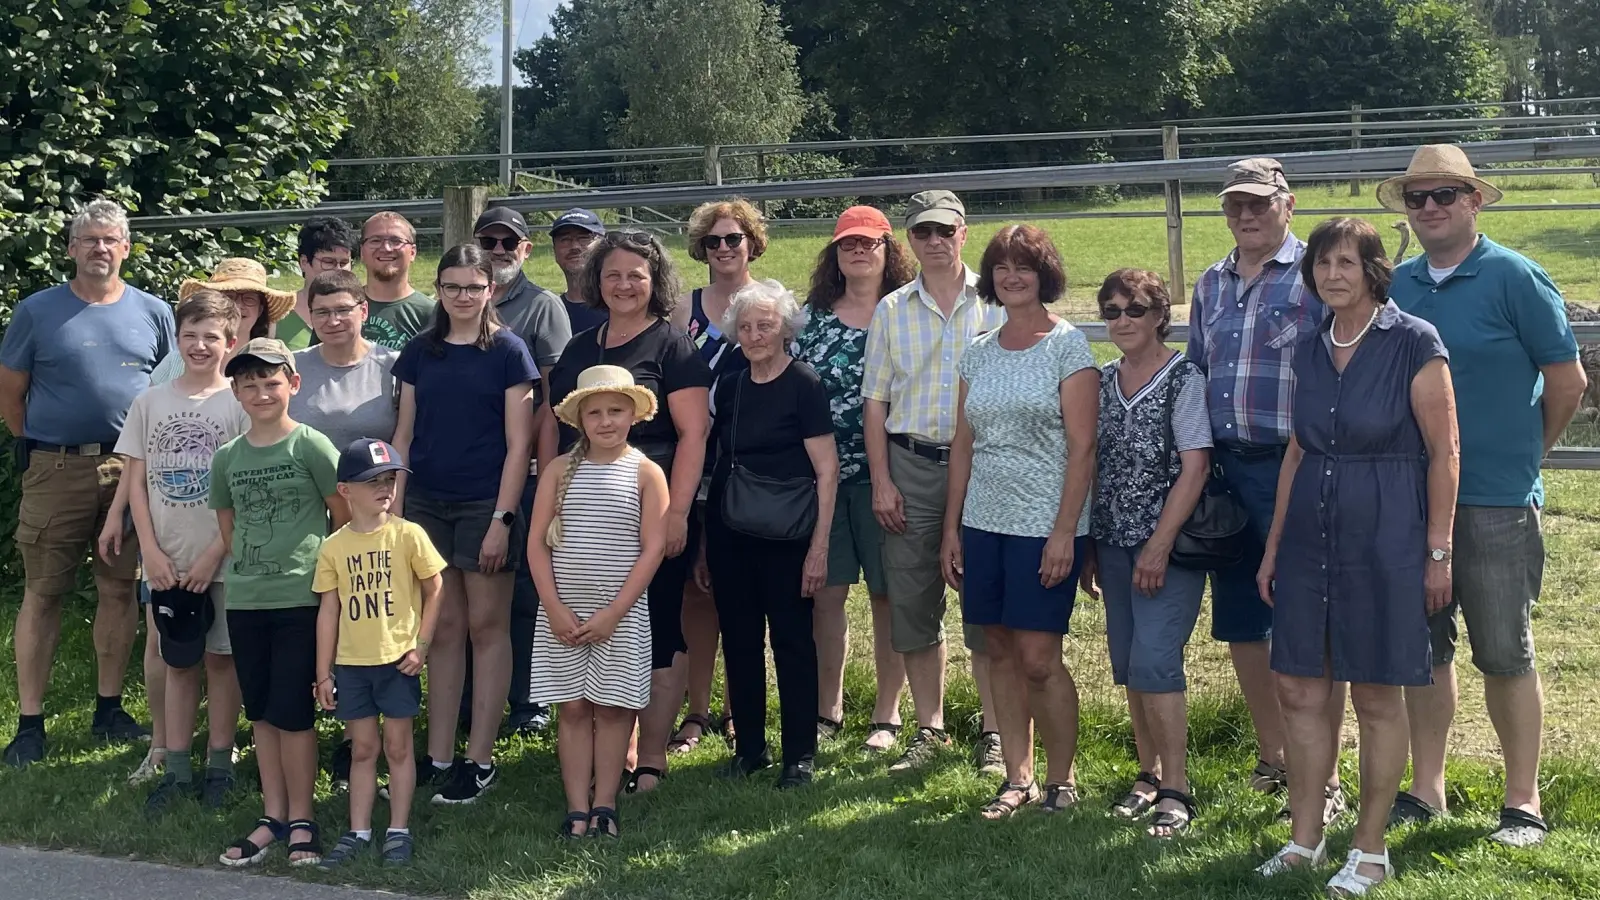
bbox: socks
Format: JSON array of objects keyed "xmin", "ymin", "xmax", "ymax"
[
  {"xmin": 166, "ymin": 752, "xmax": 193, "ymax": 784},
  {"xmin": 206, "ymin": 746, "xmax": 235, "ymax": 775},
  {"xmin": 353, "ymin": 829, "xmax": 373, "ymax": 841},
  {"xmin": 432, "ymin": 759, "xmax": 450, "ymax": 771},
  {"xmin": 387, "ymin": 827, "xmax": 410, "ymax": 836},
  {"xmin": 18, "ymin": 714, "xmax": 44, "ymax": 734},
  {"xmin": 95, "ymin": 695, "xmax": 122, "ymax": 715},
  {"xmin": 475, "ymin": 760, "xmax": 493, "ymax": 772}
]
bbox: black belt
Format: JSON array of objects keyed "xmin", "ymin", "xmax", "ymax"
[
  {"xmin": 889, "ymin": 433, "xmax": 950, "ymax": 466},
  {"xmin": 31, "ymin": 441, "xmax": 113, "ymax": 456}
]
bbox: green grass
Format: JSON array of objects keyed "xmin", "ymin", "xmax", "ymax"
[{"xmin": 3, "ymin": 474, "xmax": 1600, "ymax": 896}]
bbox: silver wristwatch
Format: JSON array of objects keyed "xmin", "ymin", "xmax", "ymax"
[{"xmin": 1428, "ymin": 547, "xmax": 1451, "ymax": 562}]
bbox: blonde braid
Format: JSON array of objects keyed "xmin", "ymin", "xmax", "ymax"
[{"xmin": 545, "ymin": 433, "xmax": 589, "ymax": 548}]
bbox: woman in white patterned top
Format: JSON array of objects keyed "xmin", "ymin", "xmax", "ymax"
[
  {"xmin": 940, "ymin": 225, "xmax": 1099, "ymax": 818},
  {"xmin": 529, "ymin": 365, "xmax": 669, "ymax": 839}
]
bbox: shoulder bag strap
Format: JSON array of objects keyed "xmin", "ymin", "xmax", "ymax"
[
  {"xmin": 727, "ymin": 373, "xmax": 745, "ymax": 468},
  {"xmin": 1160, "ymin": 361, "xmax": 1181, "ymax": 471}
]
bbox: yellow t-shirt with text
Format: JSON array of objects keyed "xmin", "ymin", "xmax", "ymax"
[{"xmin": 313, "ymin": 517, "xmax": 447, "ymax": 666}]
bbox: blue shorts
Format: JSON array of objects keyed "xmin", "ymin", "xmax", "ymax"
[
  {"xmin": 961, "ymin": 528, "xmax": 1088, "ymax": 635},
  {"xmin": 333, "ymin": 662, "xmax": 422, "ymax": 722},
  {"xmin": 1206, "ymin": 442, "xmax": 1280, "ymax": 643},
  {"xmin": 1097, "ymin": 540, "xmax": 1206, "ymax": 693}
]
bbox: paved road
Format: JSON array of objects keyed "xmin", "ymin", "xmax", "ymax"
[{"xmin": 0, "ymin": 846, "xmax": 432, "ymax": 900}]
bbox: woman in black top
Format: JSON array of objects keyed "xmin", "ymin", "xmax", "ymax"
[
  {"xmin": 699, "ymin": 279, "xmax": 838, "ymax": 788},
  {"xmin": 548, "ymin": 231, "xmax": 712, "ymax": 793}
]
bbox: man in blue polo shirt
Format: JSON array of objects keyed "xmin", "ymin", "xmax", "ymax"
[{"xmin": 1383, "ymin": 145, "xmax": 1587, "ymax": 847}]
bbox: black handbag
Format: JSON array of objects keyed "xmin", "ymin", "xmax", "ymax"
[
  {"xmin": 718, "ymin": 374, "xmax": 818, "ymax": 542},
  {"xmin": 1160, "ymin": 367, "xmax": 1252, "ymax": 571}
]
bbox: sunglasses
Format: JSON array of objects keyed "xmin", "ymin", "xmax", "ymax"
[
  {"xmin": 1222, "ymin": 196, "xmax": 1277, "ymax": 218},
  {"xmin": 1401, "ymin": 186, "xmax": 1475, "ymax": 210},
  {"xmin": 616, "ymin": 231, "xmax": 657, "ymax": 247},
  {"xmin": 909, "ymin": 223, "xmax": 959, "ymax": 241},
  {"xmin": 837, "ymin": 236, "xmax": 885, "ymax": 253},
  {"xmin": 1099, "ymin": 304, "xmax": 1151, "ymax": 321},
  {"xmin": 699, "ymin": 233, "xmax": 747, "ymax": 251},
  {"xmin": 477, "ymin": 235, "xmax": 524, "ymax": 251}
]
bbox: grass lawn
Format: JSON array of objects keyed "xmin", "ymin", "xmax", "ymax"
[{"xmin": 3, "ymin": 470, "xmax": 1600, "ymax": 897}]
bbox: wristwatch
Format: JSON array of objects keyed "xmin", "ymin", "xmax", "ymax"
[
  {"xmin": 1428, "ymin": 547, "xmax": 1451, "ymax": 562},
  {"xmin": 492, "ymin": 510, "xmax": 516, "ymax": 528}
]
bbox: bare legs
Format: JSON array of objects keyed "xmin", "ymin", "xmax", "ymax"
[
  {"xmin": 426, "ymin": 569, "xmax": 514, "ymax": 767},
  {"xmin": 985, "ymin": 626, "xmax": 1078, "ymax": 799},
  {"xmin": 903, "ymin": 641, "xmax": 947, "ymax": 731},
  {"xmin": 14, "ymin": 577, "xmax": 138, "ymax": 718},
  {"xmin": 815, "ymin": 586, "xmax": 907, "ymax": 740},
  {"xmin": 680, "ymin": 582, "xmax": 720, "ymax": 738},
  {"xmin": 1348, "ymin": 684, "xmax": 1408, "ymax": 883}
]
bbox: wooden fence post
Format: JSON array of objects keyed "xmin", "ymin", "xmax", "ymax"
[
  {"xmin": 1350, "ymin": 104, "xmax": 1363, "ymax": 196},
  {"xmin": 442, "ymin": 185, "xmax": 489, "ymax": 250},
  {"xmin": 1162, "ymin": 126, "xmax": 1186, "ymax": 300},
  {"xmin": 704, "ymin": 146, "xmax": 723, "ymax": 186}
]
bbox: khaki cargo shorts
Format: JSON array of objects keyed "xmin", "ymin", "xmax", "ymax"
[{"xmin": 15, "ymin": 450, "xmax": 140, "ymax": 596}]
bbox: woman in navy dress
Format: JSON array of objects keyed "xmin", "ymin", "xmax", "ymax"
[{"xmin": 1255, "ymin": 218, "xmax": 1459, "ymax": 897}]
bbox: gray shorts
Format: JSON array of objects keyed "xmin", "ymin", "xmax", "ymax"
[
  {"xmin": 1428, "ymin": 504, "xmax": 1543, "ymax": 677},
  {"xmin": 406, "ymin": 491, "xmax": 524, "ymax": 573},
  {"xmin": 1097, "ymin": 540, "xmax": 1205, "ymax": 693},
  {"xmin": 882, "ymin": 442, "xmax": 949, "ymax": 654},
  {"xmin": 826, "ymin": 480, "xmax": 888, "ymax": 595}
]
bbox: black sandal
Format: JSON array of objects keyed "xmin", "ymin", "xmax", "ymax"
[
  {"xmin": 286, "ymin": 818, "xmax": 323, "ymax": 867},
  {"xmin": 1111, "ymin": 771, "xmax": 1161, "ymax": 818},
  {"xmin": 1388, "ymin": 790, "xmax": 1444, "ymax": 829},
  {"xmin": 1250, "ymin": 759, "xmax": 1288, "ymax": 793},
  {"xmin": 588, "ymin": 805, "xmax": 620, "ymax": 839},
  {"xmin": 816, "ymin": 715, "xmax": 844, "ymax": 742},
  {"xmin": 218, "ymin": 816, "xmax": 287, "ymax": 867},
  {"xmin": 1146, "ymin": 788, "xmax": 1196, "ymax": 839},
  {"xmin": 1041, "ymin": 782, "xmax": 1080, "ymax": 813},
  {"xmin": 863, "ymin": 722, "xmax": 900, "ymax": 753},
  {"xmin": 1487, "ymin": 807, "xmax": 1549, "ymax": 847},
  {"xmin": 716, "ymin": 711, "xmax": 736, "ymax": 743},
  {"xmin": 560, "ymin": 810, "xmax": 589, "ymax": 840},
  {"xmin": 668, "ymin": 714, "xmax": 712, "ymax": 754},
  {"xmin": 980, "ymin": 781, "xmax": 1040, "ymax": 819},
  {"xmin": 626, "ymin": 766, "xmax": 666, "ymax": 794}
]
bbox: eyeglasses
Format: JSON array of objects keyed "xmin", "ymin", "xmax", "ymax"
[
  {"xmin": 310, "ymin": 303, "xmax": 363, "ymax": 321},
  {"xmin": 477, "ymin": 235, "xmax": 523, "ymax": 251},
  {"xmin": 363, "ymin": 237, "xmax": 414, "ymax": 250},
  {"xmin": 699, "ymin": 233, "xmax": 746, "ymax": 251},
  {"xmin": 615, "ymin": 231, "xmax": 657, "ymax": 248},
  {"xmin": 1402, "ymin": 186, "xmax": 1475, "ymax": 210},
  {"xmin": 837, "ymin": 236, "xmax": 885, "ymax": 253},
  {"xmin": 73, "ymin": 236, "xmax": 124, "ymax": 249},
  {"xmin": 438, "ymin": 283, "xmax": 491, "ymax": 299},
  {"xmin": 1222, "ymin": 196, "xmax": 1277, "ymax": 218},
  {"xmin": 309, "ymin": 255, "xmax": 351, "ymax": 272},
  {"xmin": 909, "ymin": 223, "xmax": 959, "ymax": 241},
  {"xmin": 1099, "ymin": 304, "xmax": 1151, "ymax": 321}
]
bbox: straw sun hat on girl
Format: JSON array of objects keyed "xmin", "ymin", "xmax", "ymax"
[
  {"xmin": 554, "ymin": 365, "xmax": 658, "ymax": 428},
  {"xmin": 1376, "ymin": 143, "xmax": 1505, "ymax": 213},
  {"xmin": 178, "ymin": 258, "xmax": 296, "ymax": 324}
]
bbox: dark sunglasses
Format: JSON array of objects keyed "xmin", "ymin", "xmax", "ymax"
[
  {"xmin": 909, "ymin": 223, "xmax": 959, "ymax": 241},
  {"xmin": 1222, "ymin": 196, "xmax": 1276, "ymax": 218},
  {"xmin": 699, "ymin": 233, "xmax": 747, "ymax": 251},
  {"xmin": 1402, "ymin": 186, "xmax": 1475, "ymax": 210},
  {"xmin": 837, "ymin": 236, "xmax": 885, "ymax": 253},
  {"xmin": 477, "ymin": 235, "xmax": 523, "ymax": 251},
  {"xmin": 1099, "ymin": 304, "xmax": 1151, "ymax": 321}
]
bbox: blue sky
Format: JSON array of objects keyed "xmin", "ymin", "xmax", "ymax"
[{"xmin": 481, "ymin": 0, "xmax": 563, "ymax": 83}]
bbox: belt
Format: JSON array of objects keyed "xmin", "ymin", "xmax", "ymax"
[
  {"xmin": 889, "ymin": 433, "xmax": 949, "ymax": 466},
  {"xmin": 32, "ymin": 441, "xmax": 111, "ymax": 456}
]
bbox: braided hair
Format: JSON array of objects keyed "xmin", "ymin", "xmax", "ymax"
[{"xmin": 545, "ymin": 432, "xmax": 590, "ymax": 548}]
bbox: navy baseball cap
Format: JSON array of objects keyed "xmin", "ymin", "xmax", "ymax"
[
  {"xmin": 549, "ymin": 208, "xmax": 605, "ymax": 236},
  {"xmin": 473, "ymin": 207, "xmax": 529, "ymax": 239},
  {"xmin": 152, "ymin": 586, "xmax": 214, "ymax": 669},
  {"xmin": 337, "ymin": 438, "xmax": 410, "ymax": 483}
]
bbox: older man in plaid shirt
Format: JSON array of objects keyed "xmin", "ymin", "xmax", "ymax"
[{"xmin": 1187, "ymin": 158, "xmax": 1346, "ymax": 822}]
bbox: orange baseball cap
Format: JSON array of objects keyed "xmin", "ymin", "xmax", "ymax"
[{"xmin": 832, "ymin": 206, "xmax": 893, "ymax": 242}]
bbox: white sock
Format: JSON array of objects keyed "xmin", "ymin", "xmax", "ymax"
[
  {"xmin": 431, "ymin": 759, "xmax": 450, "ymax": 771},
  {"xmin": 353, "ymin": 829, "xmax": 372, "ymax": 841},
  {"xmin": 387, "ymin": 827, "xmax": 410, "ymax": 836}
]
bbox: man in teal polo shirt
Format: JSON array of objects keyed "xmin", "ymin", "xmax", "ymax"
[{"xmin": 1382, "ymin": 145, "xmax": 1587, "ymax": 847}]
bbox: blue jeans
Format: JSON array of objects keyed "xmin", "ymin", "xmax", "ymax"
[{"xmin": 1207, "ymin": 442, "xmax": 1281, "ymax": 643}]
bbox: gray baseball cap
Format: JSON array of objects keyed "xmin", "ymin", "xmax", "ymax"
[
  {"xmin": 1220, "ymin": 157, "xmax": 1290, "ymax": 197},
  {"xmin": 904, "ymin": 190, "xmax": 965, "ymax": 228}
]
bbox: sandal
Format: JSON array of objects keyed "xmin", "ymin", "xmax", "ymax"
[
  {"xmin": 1326, "ymin": 847, "xmax": 1393, "ymax": 896},
  {"xmin": 816, "ymin": 715, "xmax": 843, "ymax": 742},
  {"xmin": 589, "ymin": 805, "xmax": 620, "ymax": 839},
  {"xmin": 316, "ymin": 831, "xmax": 369, "ymax": 871},
  {"xmin": 1250, "ymin": 759, "xmax": 1288, "ymax": 793},
  {"xmin": 560, "ymin": 810, "xmax": 589, "ymax": 840},
  {"xmin": 218, "ymin": 816, "xmax": 288, "ymax": 868},
  {"xmin": 286, "ymin": 818, "xmax": 323, "ymax": 867},
  {"xmin": 1257, "ymin": 837, "xmax": 1327, "ymax": 877},
  {"xmin": 1110, "ymin": 770, "xmax": 1161, "ymax": 818},
  {"xmin": 716, "ymin": 711, "xmax": 737, "ymax": 743},
  {"xmin": 1278, "ymin": 783, "xmax": 1347, "ymax": 825},
  {"xmin": 863, "ymin": 722, "xmax": 900, "ymax": 753},
  {"xmin": 1041, "ymin": 782, "xmax": 1080, "ymax": 813},
  {"xmin": 979, "ymin": 780, "xmax": 1041, "ymax": 819},
  {"xmin": 668, "ymin": 714, "xmax": 711, "ymax": 754},
  {"xmin": 1387, "ymin": 790, "xmax": 1443, "ymax": 829},
  {"xmin": 625, "ymin": 766, "xmax": 666, "ymax": 794},
  {"xmin": 1487, "ymin": 807, "xmax": 1549, "ymax": 847},
  {"xmin": 381, "ymin": 830, "xmax": 414, "ymax": 865},
  {"xmin": 1146, "ymin": 788, "xmax": 1196, "ymax": 839}
]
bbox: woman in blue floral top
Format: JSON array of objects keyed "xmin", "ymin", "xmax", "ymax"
[
  {"xmin": 1081, "ymin": 268, "xmax": 1211, "ymax": 838},
  {"xmin": 796, "ymin": 206, "xmax": 918, "ymax": 753}
]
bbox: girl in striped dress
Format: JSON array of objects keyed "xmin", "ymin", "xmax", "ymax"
[{"xmin": 529, "ymin": 365, "xmax": 669, "ymax": 839}]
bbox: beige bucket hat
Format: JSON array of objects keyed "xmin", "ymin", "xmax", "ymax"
[
  {"xmin": 553, "ymin": 365, "xmax": 658, "ymax": 428},
  {"xmin": 1376, "ymin": 144, "xmax": 1504, "ymax": 213},
  {"xmin": 178, "ymin": 258, "xmax": 295, "ymax": 324}
]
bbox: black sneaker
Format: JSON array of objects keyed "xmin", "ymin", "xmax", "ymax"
[
  {"xmin": 777, "ymin": 760, "xmax": 814, "ymax": 790},
  {"xmin": 433, "ymin": 759, "xmax": 496, "ymax": 805},
  {"xmin": 506, "ymin": 705, "xmax": 552, "ymax": 737},
  {"xmin": 3, "ymin": 727, "xmax": 45, "ymax": 768},
  {"xmin": 330, "ymin": 739, "xmax": 352, "ymax": 791},
  {"xmin": 144, "ymin": 773, "xmax": 196, "ymax": 818},
  {"xmin": 91, "ymin": 708, "xmax": 150, "ymax": 743},
  {"xmin": 717, "ymin": 750, "xmax": 773, "ymax": 779},
  {"xmin": 201, "ymin": 769, "xmax": 236, "ymax": 809},
  {"xmin": 380, "ymin": 753, "xmax": 448, "ymax": 801}
]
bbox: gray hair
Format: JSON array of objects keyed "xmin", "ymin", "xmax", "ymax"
[
  {"xmin": 70, "ymin": 199, "xmax": 130, "ymax": 242},
  {"xmin": 722, "ymin": 279, "xmax": 804, "ymax": 343}
]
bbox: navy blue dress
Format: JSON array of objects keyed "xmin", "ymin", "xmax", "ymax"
[{"xmin": 1270, "ymin": 300, "xmax": 1447, "ymax": 686}]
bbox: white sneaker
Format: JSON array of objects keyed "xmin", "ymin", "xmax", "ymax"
[
  {"xmin": 1257, "ymin": 838, "xmax": 1327, "ymax": 877},
  {"xmin": 1326, "ymin": 848, "xmax": 1393, "ymax": 896},
  {"xmin": 128, "ymin": 747, "xmax": 165, "ymax": 785}
]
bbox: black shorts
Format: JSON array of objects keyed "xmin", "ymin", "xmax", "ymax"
[
  {"xmin": 407, "ymin": 491, "xmax": 525, "ymax": 573},
  {"xmin": 648, "ymin": 510, "xmax": 701, "ymax": 669},
  {"xmin": 227, "ymin": 606, "xmax": 318, "ymax": 732}
]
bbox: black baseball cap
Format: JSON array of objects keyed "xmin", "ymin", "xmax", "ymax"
[
  {"xmin": 337, "ymin": 438, "xmax": 410, "ymax": 483},
  {"xmin": 152, "ymin": 586, "xmax": 214, "ymax": 669},
  {"xmin": 549, "ymin": 208, "xmax": 605, "ymax": 236},
  {"xmin": 473, "ymin": 207, "xmax": 529, "ymax": 239}
]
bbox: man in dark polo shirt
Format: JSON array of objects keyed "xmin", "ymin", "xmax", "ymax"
[
  {"xmin": 0, "ymin": 199, "xmax": 175, "ymax": 767},
  {"xmin": 549, "ymin": 208, "xmax": 608, "ymax": 334}
]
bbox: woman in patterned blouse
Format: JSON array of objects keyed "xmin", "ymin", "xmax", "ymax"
[
  {"xmin": 797, "ymin": 207, "xmax": 917, "ymax": 753},
  {"xmin": 1081, "ymin": 268, "xmax": 1212, "ymax": 838}
]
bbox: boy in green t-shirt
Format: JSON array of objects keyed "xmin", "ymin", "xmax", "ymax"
[{"xmin": 209, "ymin": 338, "xmax": 347, "ymax": 868}]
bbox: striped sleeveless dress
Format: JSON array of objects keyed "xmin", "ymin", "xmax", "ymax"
[{"xmin": 528, "ymin": 448, "xmax": 653, "ymax": 709}]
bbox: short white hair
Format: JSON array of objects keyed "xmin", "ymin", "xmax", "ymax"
[
  {"xmin": 70, "ymin": 199, "xmax": 130, "ymax": 242},
  {"xmin": 722, "ymin": 279, "xmax": 804, "ymax": 342}
]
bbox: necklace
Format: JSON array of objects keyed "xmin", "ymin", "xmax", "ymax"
[{"xmin": 1330, "ymin": 306, "xmax": 1379, "ymax": 349}]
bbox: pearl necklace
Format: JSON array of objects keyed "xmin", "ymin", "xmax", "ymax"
[{"xmin": 1330, "ymin": 306, "xmax": 1379, "ymax": 349}]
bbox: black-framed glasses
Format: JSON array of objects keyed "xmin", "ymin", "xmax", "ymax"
[
  {"xmin": 837, "ymin": 236, "xmax": 885, "ymax": 253},
  {"xmin": 438, "ymin": 283, "xmax": 491, "ymax": 299},
  {"xmin": 309, "ymin": 254, "xmax": 351, "ymax": 272},
  {"xmin": 309, "ymin": 302, "xmax": 364, "ymax": 321},
  {"xmin": 363, "ymin": 236, "xmax": 414, "ymax": 250},
  {"xmin": 699, "ymin": 233, "xmax": 747, "ymax": 251},
  {"xmin": 477, "ymin": 235, "xmax": 523, "ymax": 251},
  {"xmin": 1402, "ymin": 186, "xmax": 1475, "ymax": 210},
  {"xmin": 909, "ymin": 223, "xmax": 959, "ymax": 241},
  {"xmin": 616, "ymin": 231, "xmax": 657, "ymax": 247},
  {"xmin": 1222, "ymin": 196, "xmax": 1277, "ymax": 218},
  {"xmin": 1099, "ymin": 304, "xmax": 1151, "ymax": 321}
]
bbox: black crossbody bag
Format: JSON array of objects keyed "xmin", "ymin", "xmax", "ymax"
[
  {"xmin": 719, "ymin": 373, "xmax": 818, "ymax": 542},
  {"xmin": 1161, "ymin": 368, "xmax": 1251, "ymax": 570}
]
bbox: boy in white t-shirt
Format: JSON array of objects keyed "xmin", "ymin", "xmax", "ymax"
[{"xmin": 104, "ymin": 290, "xmax": 252, "ymax": 814}]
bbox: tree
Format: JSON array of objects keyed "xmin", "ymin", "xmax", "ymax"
[
  {"xmin": 515, "ymin": 0, "xmax": 632, "ymax": 153},
  {"xmin": 0, "ymin": 0, "xmax": 397, "ymax": 309},
  {"xmin": 1475, "ymin": 1, "xmax": 1600, "ymax": 100}
]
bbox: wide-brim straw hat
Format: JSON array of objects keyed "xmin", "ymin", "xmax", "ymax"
[
  {"xmin": 554, "ymin": 365, "xmax": 658, "ymax": 429},
  {"xmin": 178, "ymin": 258, "xmax": 295, "ymax": 324},
  {"xmin": 1376, "ymin": 144, "xmax": 1504, "ymax": 213}
]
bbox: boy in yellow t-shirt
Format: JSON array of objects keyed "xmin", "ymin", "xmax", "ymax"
[{"xmin": 312, "ymin": 438, "xmax": 445, "ymax": 868}]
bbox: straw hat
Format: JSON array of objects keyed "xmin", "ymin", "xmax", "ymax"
[
  {"xmin": 553, "ymin": 365, "xmax": 658, "ymax": 428},
  {"xmin": 1376, "ymin": 144, "xmax": 1504, "ymax": 213},
  {"xmin": 178, "ymin": 258, "xmax": 295, "ymax": 324}
]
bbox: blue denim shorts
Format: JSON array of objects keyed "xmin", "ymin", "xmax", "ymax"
[
  {"xmin": 1097, "ymin": 540, "xmax": 1206, "ymax": 693},
  {"xmin": 333, "ymin": 662, "xmax": 422, "ymax": 722},
  {"xmin": 961, "ymin": 528, "xmax": 1088, "ymax": 635},
  {"xmin": 1428, "ymin": 504, "xmax": 1543, "ymax": 677},
  {"xmin": 1206, "ymin": 442, "xmax": 1280, "ymax": 643}
]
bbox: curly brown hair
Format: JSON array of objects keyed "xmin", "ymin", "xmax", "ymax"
[
  {"xmin": 579, "ymin": 231, "xmax": 683, "ymax": 318},
  {"xmin": 976, "ymin": 225, "xmax": 1067, "ymax": 306},
  {"xmin": 1097, "ymin": 268, "xmax": 1174, "ymax": 339},
  {"xmin": 686, "ymin": 199, "xmax": 768, "ymax": 263},
  {"xmin": 805, "ymin": 236, "xmax": 918, "ymax": 313},
  {"xmin": 1301, "ymin": 217, "xmax": 1392, "ymax": 304}
]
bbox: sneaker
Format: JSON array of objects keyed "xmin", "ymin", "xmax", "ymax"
[
  {"xmin": 128, "ymin": 746, "xmax": 165, "ymax": 785},
  {"xmin": 506, "ymin": 705, "xmax": 552, "ymax": 737},
  {"xmin": 717, "ymin": 751, "xmax": 774, "ymax": 779},
  {"xmin": 3, "ymin": 727, "xmax": 45, "ymax": 768},
  {"xmin": 330, "ymin": 739, "xmax": 352, "ymax": 792},
  {"xmin": 201, "ymin": 769, "xmax": 236, "ymax": 809},
  {"xmin": 777, "ymin": 760, "xmax": 814, "ymax": 790},
  {"xmin": 381, "ymin": 754, "xmax": 448, "ymax": 801},
  {"xmin": 974, "ymin": 731, "xmax": 1005, "ymax": 776},
  {"xmin": 433, "ymin": 759, "xmax": 496, "ymax": 805},
  {"xmin": 144, "ymin": 773, "xmax": 196, "ymax": 818},
  {"xmin": 317, "ymin": 832, "xmax": 370, "ymax": 871},
  {"xmin": 888, "ymin": 727, "xmax": 951, "ymax": 773},
  {"xmin": 91, "ymin": 708, "xmax": 150, "ymax": 743},
  {"xmin": 381, "ymin": 830, "xmax": 414, "ymax": 865}
]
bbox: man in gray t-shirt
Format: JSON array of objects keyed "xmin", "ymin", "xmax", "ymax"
[{"xmin": 289, "ymin": 343, "xmax": 400, "ymax": 451}]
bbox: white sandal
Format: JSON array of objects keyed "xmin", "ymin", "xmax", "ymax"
[
  {"xmin": 1257, "ymin": 838, "xmax": 1327, "ymax": 877},
  {"xmin": 127, "ymin": 746, "xmax": 165, "ymax": 785},
  {"xmin": 1326, "ymin": 848, "xmax": 1393, "ymax": 896}
]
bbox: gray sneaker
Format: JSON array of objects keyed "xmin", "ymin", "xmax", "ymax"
[
  {"xmin": 975, "ymin": 731, "xmax": 1005, "ymax": 776},
  {"xmin": 888, "ymin": 727, "xmax": 951, "ymax": 773},
  {"xmin": 144, "ymin": 773, "xmax": 195, "ymax": 818}
]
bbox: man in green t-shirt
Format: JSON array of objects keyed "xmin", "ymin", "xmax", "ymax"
[{"xmin": 359, "ymin": 212, "xmax": 436, "ymax": 351}]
